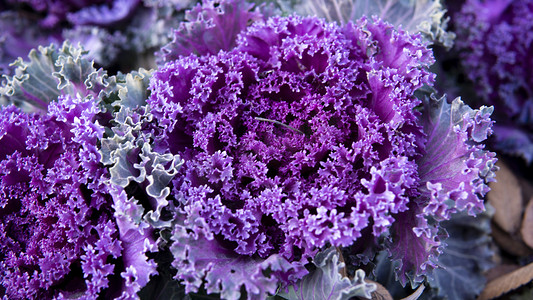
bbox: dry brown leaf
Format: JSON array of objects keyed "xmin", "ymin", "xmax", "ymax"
[
  {"xmin": 487, "ymin": 161, "xmax": 523, "ymax": 234},
  {"xmin": 366, "ymin": 280, "xmax": 392, "ymax": 300},
  {"xmin": 485, "ymin": 264, "xmax": 521, "ymax": 283},
  {"xmin": 521, "ymin": 197, "xmax": 533, "ymax": 249},
  {"xmin": 336, "ymin": 247, "xmax": 347, "ymax": 278},
  {"xmin": 519, "ymin": 178, "xmax": 533, "ymax": 203},
  {"xmin": 491, "ymin": 222, "xmax": 533, "ymax": 257},
  {"xmin": 478, "ymin": 262, "xmax": 533, "ymax": 300}
]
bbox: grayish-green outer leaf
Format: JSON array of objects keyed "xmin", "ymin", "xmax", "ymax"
[
  {"xmin": 100, "ymin": 68, "xmax": 184, "ymax": 228},
  {"xmin": 1, "ymin": 41, "xmax": 115, "ymax": 112},
  {"xmin": 426, "ymin": 205, "xmax": 494, "ymax": 299},
  {"xmin": 117, "ymin": 70, "xmax": 153, "ymax": 109},
  {"xmin": 295, "ymin": 0, "xmax": 455, "ymax": 48},
  {"xmin": 278, "ymin": 247, "xmax": 376, "ymax": 300}
]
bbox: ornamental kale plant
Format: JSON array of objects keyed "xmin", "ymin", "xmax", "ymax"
[
  {"xmin": 140, "ymin": 10, "xmax": 497, "ymax": 298},
  {"xmin": 0, "ymin": 42, "xmax": 158, "ymax": 299},
  {"xmin": 0, "ymin": 99, "xmax": 123, "ymax": 299},
  {"xmin": 454, "ymin": 0, "xmax": 533, "ymax": 163},
  {"xmin": 0, "ymin": 0, "xmax": 501, "ymax": 299}
]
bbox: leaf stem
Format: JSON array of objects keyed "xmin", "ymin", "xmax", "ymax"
[{"xmin": 255, "ymin": 117, "xmax": 305, "ymax": 135}]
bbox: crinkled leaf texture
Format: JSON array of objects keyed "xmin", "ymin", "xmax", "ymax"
[
  {"xmin": 147, "ymin": 11, "xmax": 496, "ymax": 295},
  {"xmin": 374, "ymin": 207, "xmax": 494, "ymax": 300},
  {"xmin": 0, "ymin": 49, "xmax": 161, "ymax": 298},
  {"xmin": 150, "ymin": 14, "xmax": 436, "ymax": 292},
  {"xmin": 0, "ymin": 41, "xmax": 115, "ymax": 113},
  {"xmin": 387, "ymin": 94, "xmax": 497, "ymax": 286},
  {"xmin": 295, "ymin": 0, "xmax": 455, "ymax": 47},
  {"xmin": 0, "ymin": 98, "xmax": 121, "ymax": 299},
  {"xmin": 418, "ymin": 94, "xmax": 496, "ymax": 219},
  {"xmin": 100, "ymin": 68, "xmax": 184, "ymax": 229},
  {"xmin": 170, "ymin": 220, "xmax": 308, "ymax": 300},
  {"xmin": 108, "ymin": 185, "xmax": 160, "ymax": 298},
  {"xmin": 278, "ymin": 247, "xmax": 376, "ymax": 300},
  {"xmin": 373, "ymin": 207, "xmax": 494, "ymax": 299}
]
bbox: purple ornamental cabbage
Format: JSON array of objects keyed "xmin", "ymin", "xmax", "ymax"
[
  {"xmin": 454, "ymin": 0, "xmax": 533, "ymax": 162},
  {"xmin": 0, "ymin": 43, "xmax": 157, "ymax": 299},
  {"xmin": 148, "ymin": 14, "xmax": 496, "ymax": 297},
  {"xmin": 0, "ymin": 98, "xmax": 120, "ymax": 299}
]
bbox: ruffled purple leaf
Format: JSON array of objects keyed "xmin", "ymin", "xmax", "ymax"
[
  {"xmin": 417, "ymin": 95, "xmax": 496, "ymax": 219},
  {"xmin": 387, "ymin": 202, "xmax": 443, "ymax": 286},
  {"xmin": 0, "ymin": 97, "xmax": 121, "ymax": 299},
  {"xmin": 170, "ymin": 221, "xmax": 308, "ymax": 299},
  {"xmin": 147, "ymin": 13, "xmax": 469, "ymax": 295},
  {"xmin": 96, "ymin": 68, "xmax": 184, "ymax": 299},
  {"xmin": 109, "ymin": 185, "xmax": 159, "ymax": 299},
  {"xmin": 145, "ymin": 9, "xmax": 497, "ymax": 295},
  {"xmin": 388, "ymin": 94, "xmax": 497, "ymax": 285},
  {"xmin": 1, "ymin": 43, "xmax": 162, "ymax": 298},
  {"xmin": 374, "ymin": 207, "xmax": 493, "ymax": 299}
]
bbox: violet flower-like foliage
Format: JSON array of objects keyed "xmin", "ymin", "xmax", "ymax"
[
  {"xmin": 0, "ymin": 98, "xmax": 121, "ymax": 299},
  {"xmin": 454, "ymin": 0, "xmax": 533, "ymax": 162},
  {"xmin": 148, "ymin": 13, "xmax": 496, "ymax": 296},
  {"xmin": 0, "ymin": 43, "xmax": 158, "ymax": 299}
]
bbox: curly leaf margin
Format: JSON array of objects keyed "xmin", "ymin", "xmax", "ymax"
[{"xmin": 278, "ymin": 247, "xmax": 377, "ymax": 300}]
